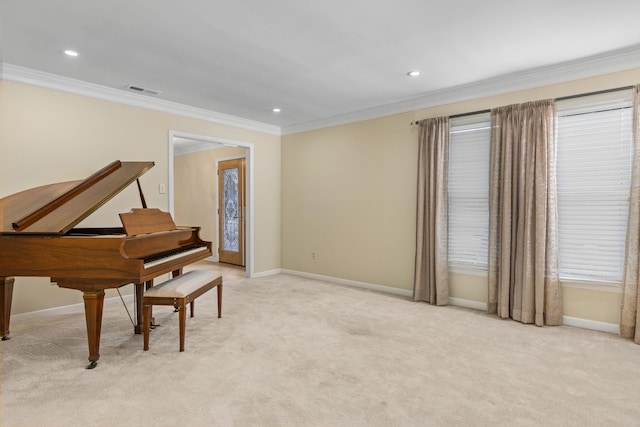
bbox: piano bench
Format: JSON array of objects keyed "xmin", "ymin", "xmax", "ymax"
[{"xmin": 142, "ymin": 269, "xmax": 222, "ymax": 352}]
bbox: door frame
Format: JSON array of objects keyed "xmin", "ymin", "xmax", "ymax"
[{"xmin": 168, "ymin": 130, "xmax": 254, "ymax": 278}]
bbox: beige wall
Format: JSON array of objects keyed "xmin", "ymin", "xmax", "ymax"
[
  {"xmin": 174, "ymin": 145, "xmax": 246, "ymax": 250},
  {"xmin": 3, "ymin": 66, "xmax": 640, "ymax": 326},
  {"xmin": 1, "ymin": 81, "xmax": 281, "ymax": 314},
  {"xmin": 282, "ymin": 67, "xmax": 640, "ymax": 326},
  {"xmin": 282, "ymin": 115, "xmax": 417, "ymax": 289}
]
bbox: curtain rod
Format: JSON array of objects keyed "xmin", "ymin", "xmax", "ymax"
[
  {"xmin": 410, "ymin": 109, "xmax": 491, "ymax": 126},
  {"xmin": 554, "ymin": 85, "xmax": 634, "ymax": 101},
  {"xmin": 410, "ymin": 84, "xmax": 635, "ymax": 125},
  {"xmin": 450, "ymin": 109, "xmax": 491, "ymax": 119}
]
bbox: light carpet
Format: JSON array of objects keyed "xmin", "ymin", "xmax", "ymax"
[{"xmin": 1, "ymin": 273, "xmax": 639, "ymax": 427}]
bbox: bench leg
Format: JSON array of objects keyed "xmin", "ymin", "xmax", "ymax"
[
  {"xmin": 143, "ymin": 303, "xmax": 151, "ymax": 351},
  {"xmin": 217, "ymin": 284, "xmax": 223, "ymax": 318},
  {"xmin": 178, "ymin": 305, "xmax": 186, "ymax": 352}
]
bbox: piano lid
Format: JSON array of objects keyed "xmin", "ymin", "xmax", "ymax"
[{"xmin": 0, "ymin": 160, "xmax": 154, "ymax": 235}]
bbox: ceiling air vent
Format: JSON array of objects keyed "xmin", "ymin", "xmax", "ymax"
[{"xmin": 125, "ymin": 84, "xmax": 162, "ymax": 96}]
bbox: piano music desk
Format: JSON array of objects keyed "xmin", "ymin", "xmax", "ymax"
[{"xmin": 143, "ymin": 269, "xmax": 222, "ymax": 352}]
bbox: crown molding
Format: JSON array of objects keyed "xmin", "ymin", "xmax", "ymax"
[
  {"xmin": 1, "ymin": 63, "xmax": 281, "ymax": 136},
  {"xmin": 282, "ymin": 44, "xmax": 640, "ymax": 135},
  {"xmin": 4, "ymin": 45, "xmax": 640, "ymax": 137}
]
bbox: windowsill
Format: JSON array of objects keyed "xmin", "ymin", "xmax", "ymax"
[
  {"xmin": 560, "ymin": 278, "xmax": 621, "ymax": 293},
  {"xmin": 448, "ymin": 264, "xmax": 488, "ymax": 277},
  {"xmin": 448, "ymin": 264, "xmax": 622, "ymax": 293}
]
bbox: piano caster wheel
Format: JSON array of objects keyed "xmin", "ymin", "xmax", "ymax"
[
  {"xmin": 86, "ymin": 361, "xmax": 98, "ymax": 370},
  {"xmin": 1, "ymin": 335, "xmax": 9, "ymax": 341}
]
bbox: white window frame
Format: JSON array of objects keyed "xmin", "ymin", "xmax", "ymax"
[
  {"xmin": 447, "ymin": 113, "xmax": 491, "ymax": 274},
  {"xmin": 555, "ymin": 89, "xmax": 634, "ymax": 288}
]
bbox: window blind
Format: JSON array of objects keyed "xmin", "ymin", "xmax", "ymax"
[
  {"xmin": 448, "ymin": 113, "xmax": 491, "ymax": 269},
  {"xmin": 556, "ymin": 90, "xmax": 634, "ymax": 283}
]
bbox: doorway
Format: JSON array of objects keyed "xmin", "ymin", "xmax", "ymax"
[
  {"xmin": 168, "ymin": 131, "xmax": 253, "ymax": 277},
  {"xmin": 218, "ymin": 158, "xmax": 246, "ymax": 266}
]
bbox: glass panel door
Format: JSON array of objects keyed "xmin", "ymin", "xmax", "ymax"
[{"xmin": 218, "ymin": 158, "xmax": 245, "ymax": 266}]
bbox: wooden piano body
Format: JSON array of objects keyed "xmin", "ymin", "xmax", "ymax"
[{"xmin": 0, "ymin": 161, "xmax": 212, "ymax": 368}]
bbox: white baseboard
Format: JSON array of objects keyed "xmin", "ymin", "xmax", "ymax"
[
  {"xmin": 447, "ymin": 299, "xmax": 619, "ymax": 334},
  {"xmin": 11, "ymin": 294, "xmax": 134, "ymax": 323},
  {"xmin": 252, "ymin": 268, "xmax": 282, "ymax": 278},
  {"xmin": 10, "ymin": 273, "xmax": 621, "ymax": 336},
  {"xmin": 562, "ymin": 315, "xmax": 620, "ymax": 334},
  {"xmin": 281, "ymin": 269, "xmax": 621, "ymax": 335},
  {"xmin": 448, "ymin": 297, "xmax": 488, "ymax": 311},
  {"xmin": 281, "ymin": 269, "xmax": 413, "ymax": 297}
]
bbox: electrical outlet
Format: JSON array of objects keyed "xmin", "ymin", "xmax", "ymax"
[
  {"xmin": 159, "ymin": 184, "xmax": 167, "ymax": 194},
  {"xmin": 312, "ymin": 251, "xmax": 317, "ymax": 260}
]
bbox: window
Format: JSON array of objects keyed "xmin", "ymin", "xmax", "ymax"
[
  {"xmin": 445, "ymin": 90, "xmax": 634, "ymax": 284},
  {"xmin": 448, "ymin": 113, "xmax": 491, "ymax": 269},
  {"xmin": 555, "ymin": 90, "xmax": 634, "ymax": 283}
]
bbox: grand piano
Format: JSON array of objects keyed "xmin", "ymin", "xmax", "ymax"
[{"xmin": 0, "ymin": 160, "xmax": 212, "ymax": 368}]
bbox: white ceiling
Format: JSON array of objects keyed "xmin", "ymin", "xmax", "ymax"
[{"xmin": 3, "ymin": 0, "xmax": 640, "ymax": 133}]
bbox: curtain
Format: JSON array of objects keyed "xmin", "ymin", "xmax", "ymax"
[
  {"xmin": 488, "ymin": 100, "xmax": 562, "ymax": 326},
  {"xmin": 413, "ymin": 117, "xmax": 449, "ymax": 305},
  {"xmin": 621, "ymin": 85, "xmax": 640, "ymax": 344}
]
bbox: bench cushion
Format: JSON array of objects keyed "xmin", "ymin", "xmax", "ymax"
[{"xmin": 144, "ymin": 270, "xmax": 220, "ymax": 298}]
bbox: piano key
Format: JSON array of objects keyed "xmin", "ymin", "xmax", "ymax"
[{"xmin": 144, "ymin": 246, "xmax": 209, "ymax": 268}]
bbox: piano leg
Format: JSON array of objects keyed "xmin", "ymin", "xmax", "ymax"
[
  {"xmin": 0, "ymin": 276, "xmax": 15, "ymax": 341},
  {"xmin": 82, "ymin": 290, "xmax": 105, "ymax": 369}
]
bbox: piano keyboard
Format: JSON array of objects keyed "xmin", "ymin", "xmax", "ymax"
[{"xmin": 143, "ymin": 246, "xmax": 209, "ymax": 268}]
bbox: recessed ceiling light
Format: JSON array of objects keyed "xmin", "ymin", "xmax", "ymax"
[
  {"xmin": 407, "ymin": 70, "xmax": 421, "ymax": 77},
  {"xmin": 272, "ymin": 108, "xmax": 281, "ymax": 113},
  {"xmin": 64, "ymin": 49, "xmax": 79, "ymax": 57}
]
